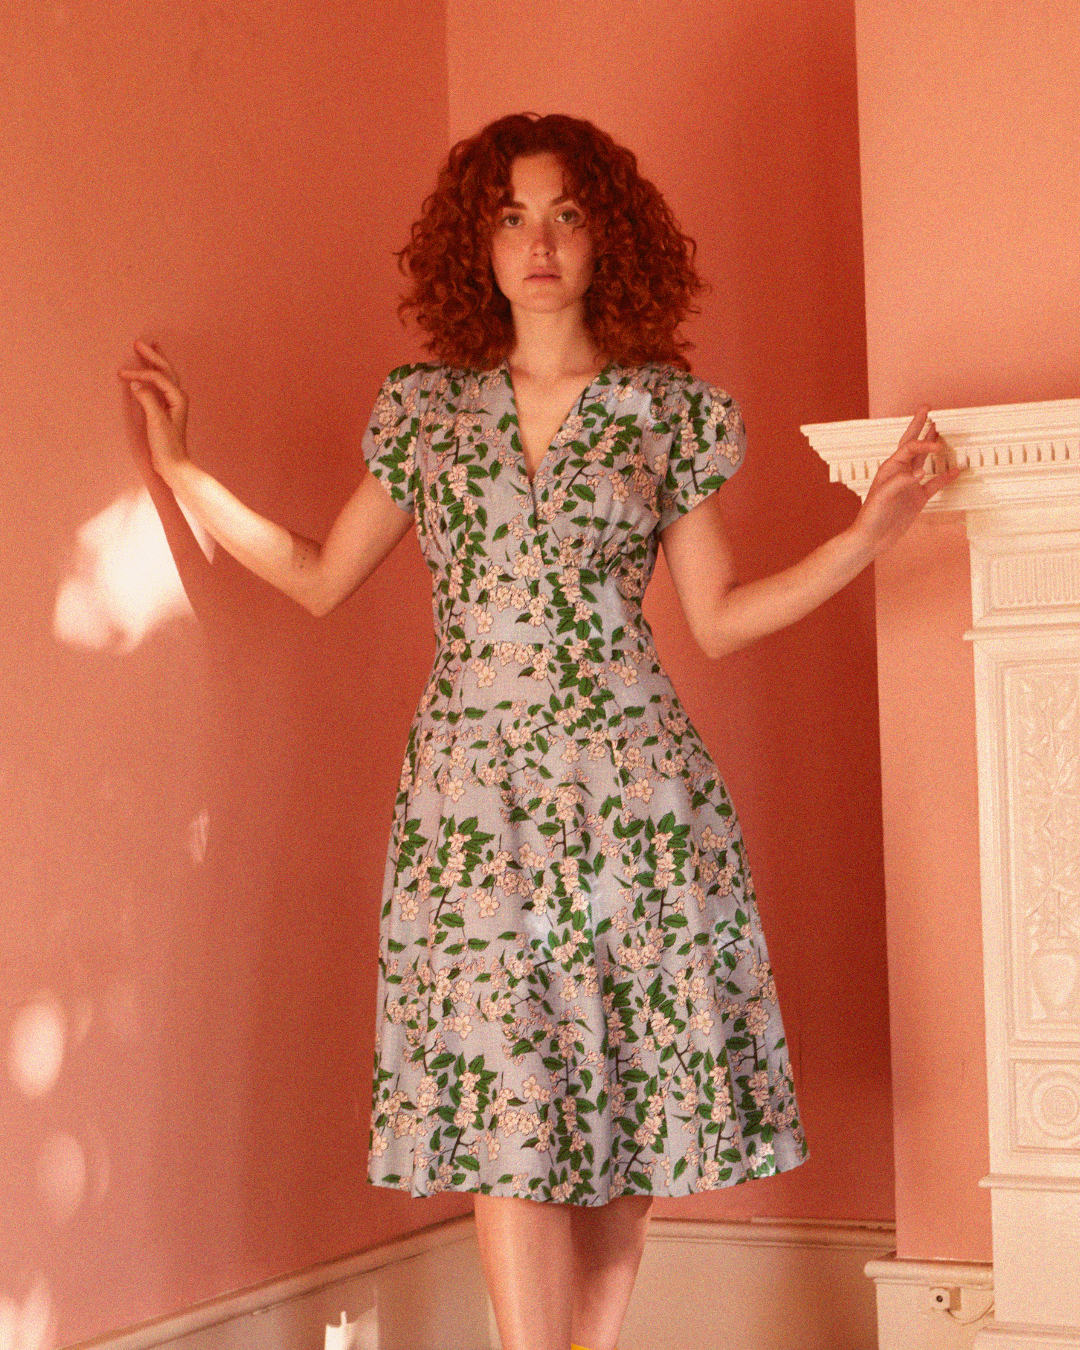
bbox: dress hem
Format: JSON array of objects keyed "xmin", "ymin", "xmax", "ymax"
[{"xmin": 366, "ymin": 1145, "xmax": 810, "ymax": 1206}]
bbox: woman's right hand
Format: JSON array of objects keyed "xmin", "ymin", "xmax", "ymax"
[{"xmin": 117, "ymin": 338, "xmax": 191, "ymax": 480}]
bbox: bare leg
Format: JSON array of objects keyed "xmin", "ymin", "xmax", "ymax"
[
  {"xmin": 569, "ymin": 1195, "xmax": 654, "ymax": 1350},
  {"xmin": 473, "ymin": 1192, "xmax": 574, "ymax": 1350}
]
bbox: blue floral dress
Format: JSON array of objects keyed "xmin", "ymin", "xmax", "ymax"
[{"xmin": 362, "ymin": 358, "xmax": 809, "ymax": 1205}]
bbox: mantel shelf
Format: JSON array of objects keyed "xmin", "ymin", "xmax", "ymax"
[{"xmin": 801, "ymin": 397, "xmax": 1080, "ymax": 510}]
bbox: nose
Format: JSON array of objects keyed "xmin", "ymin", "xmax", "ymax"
[{"xmin": 528, "ymin": 219, "xmax": 556, "ymax": 254}]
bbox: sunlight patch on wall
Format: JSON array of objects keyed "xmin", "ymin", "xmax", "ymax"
[
  {"xmin": 53, "ymin": 487, "xmax": 214, "ymax": 653},
  {"xmin": 8, "ymin": 996, "xmax": 66, "ymax": 1098},
  {"xmin": 35, "ymin": 1132, "xmax": 86, "ymax": 1227},
  {"xmin": 0, "ymin": 1276, "xmax": 56, "ymax": 1350}
]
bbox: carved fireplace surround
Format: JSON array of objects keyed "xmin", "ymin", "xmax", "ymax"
[{"xmin": 803, "ymin": 398, "xmax": 1080, "ymax": 1350}]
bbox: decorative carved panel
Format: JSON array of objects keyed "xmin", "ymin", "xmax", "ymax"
[
  {"xmin": 1012, "ymin": 1059, "xmax": 1080, "ymax": 1151},
  {"xmin": 1010, "ymin": 665, "xmax": 1080, "ymax": 1036}
]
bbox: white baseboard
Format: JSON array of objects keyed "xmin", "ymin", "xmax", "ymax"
[
  {"xmin": 628, "ymin": 1217, "xmax": 894, "ymax": 1350},
  {"xmin": 864, "ymin": 1253, "xmax": 995, "ymax": 1350},
  {"xmin": 66, "ymin": 1214, "xmax": 898, "ymax": 1350}
]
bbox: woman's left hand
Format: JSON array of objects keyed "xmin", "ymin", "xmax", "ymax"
[{"xmin": 850, "ymin": 404, "xmax": 964, "ymax": 559}]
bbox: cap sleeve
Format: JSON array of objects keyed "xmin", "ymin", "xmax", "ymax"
[
  {"xmin": 361, "ymin": 363, "xmax": 427, "ymax": 516},
  {"xmin": 655, "ymin": 374, "xmax": 747, "ymax": 534}
]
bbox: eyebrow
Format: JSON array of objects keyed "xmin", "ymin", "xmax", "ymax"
[{"xmin": 499, "ymin": 195, "xmax": 576, "ymax": 209}]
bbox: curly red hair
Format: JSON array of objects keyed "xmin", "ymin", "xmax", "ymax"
[{"xmin": 394, "ymin": 113, "xmax": 706, "ymax": 371}]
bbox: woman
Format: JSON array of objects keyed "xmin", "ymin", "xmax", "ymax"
[{"xmin": 119, "ymin": 112, "xmax": 958, "ymax": 1350}]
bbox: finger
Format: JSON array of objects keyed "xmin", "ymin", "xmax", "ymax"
[
  {"xmin": 133, "ymin": 337, "xmax": 179, "ymax": 381},
  {"xmin": 119, "ymin": 367, "xmax": 167, "ymax": 389},
  {"xmin": 921, "ymin": 464, "xmax": 963, "ymax": 497},
  {"xmin": 884, "ymin": 440, "xmax": 933, "ymax": 474},
  {"xmin": 900, "ymin": 416, "xmax": 941, "ymax": 461},
  {"xmin": 898, "ymin": 404, "xmax": 931, "ymax": 445},
  {"xmin": 120, "ymin": 367, "xmax": 185, "ymax": 412}
]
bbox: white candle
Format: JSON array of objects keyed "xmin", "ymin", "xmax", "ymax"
[{"xmin": 324, "ymin": 1310, "xmax": 349, "ymax": 1350}]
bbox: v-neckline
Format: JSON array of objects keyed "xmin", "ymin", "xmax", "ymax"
[{"xmin": 499, "ymin": 359, "xmax": 613, "ymax": 489}]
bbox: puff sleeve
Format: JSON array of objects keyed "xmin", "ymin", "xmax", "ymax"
[
  {"xmin": 361, "ymin": 364, "xmax": 426, "ymax": 517},
  {"xmin": 655, "ymin": 375, "xmax": 747, "ymax": 534}
]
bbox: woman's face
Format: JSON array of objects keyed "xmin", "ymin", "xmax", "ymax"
[{"xmin": 488, "ymin": 152, "xmax": 595, "ymax": 319}]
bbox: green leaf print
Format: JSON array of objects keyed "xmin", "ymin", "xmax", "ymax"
[{"xmin": 364, "ymin": 360, "xmax": 807, "ymax": 1205}]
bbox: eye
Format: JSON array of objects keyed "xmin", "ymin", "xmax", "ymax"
[
  {"xmin": 498, "ymin": 212, "xmax": 521, "ymax": 227},
  {"xmin": 558, "ymin": 207, "xmax": 583, "ymax": 225}
]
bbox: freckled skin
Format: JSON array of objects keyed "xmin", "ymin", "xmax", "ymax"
[{"xmin": 488, "ymin": 151, "xmax": 596, "ymax": 320}]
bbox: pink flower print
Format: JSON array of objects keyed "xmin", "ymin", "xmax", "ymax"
[
  {"xmin": 625, "ymin": 776, "xmax": 655, "ymax": 803},
  {"xmin": 477, "ymin": 890, "xmax": 501, "ymax": 918},
  {"xmin": 531, "ymin": 885, "xmax": 553, "ymax": 916},
  {"xmin": 709, "ymin": 1087, "xmax": 732, "ymax": 1125},
  {"xmin": 558, "ymin": 854, "xmax": 580, "ymax": 885},
  {"xmin": 416, "ymin": 1075, "xmax": 439, "ymax": 1110},
  {"xmin": 520, "ymin": 1074, "xmax": 550, "ymax": 1102},
  {"xmin": 753, "ymin": 1140, "xmax": 775, "ymax": 1169},
  {"xmin": 745, "ymin": 1002, "xmax": 770, "ymax": 1036}
]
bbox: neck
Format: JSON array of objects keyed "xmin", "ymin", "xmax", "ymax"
[{"xmin": 506, "ymin": 305, "xmax": 604, "ymax": 380}]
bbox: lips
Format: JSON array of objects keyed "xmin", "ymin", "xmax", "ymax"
[{"xmin": 527, "ymin": 271, "xmax": 559, "ymax": 279}]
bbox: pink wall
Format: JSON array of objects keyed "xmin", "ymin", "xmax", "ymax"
[
  {"xmin": 0, "ymin": 4, "xmax": 456, "ymax": 1345},
  {"xmin": 447, "ymin": 0, "xmax": 892, "ymax": 1227},
  {"xmin": 2, "ymin": 0, "xmax": 955, "ymax": 1343},
  {"xmin": 854, "ymin": 0, "xmax": 1080, "ymax": 1261}
]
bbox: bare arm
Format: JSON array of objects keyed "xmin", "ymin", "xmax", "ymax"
[
  {"xmin": 659, "ymin": 404, "xmax": 962, "ymax": 660},
  {"xmin": 119, "ymin": 338, "xmax": 413, "ymax": 616},
  {"xmin": 163, "ymin": 457, "xmax": 412, "ymax": 616},
  {"xmin": 661, "ymin": 501, "xmax": 874, "ymax": 659}
]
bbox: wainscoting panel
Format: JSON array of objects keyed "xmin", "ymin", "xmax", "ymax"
[
  {"xmin": 66, "ymin": 1214, "xmax": 895, "ymax": 1350},
  {"xmin": 625, "ymin": 1217, "xmax": 893, "ymax": 1350}
]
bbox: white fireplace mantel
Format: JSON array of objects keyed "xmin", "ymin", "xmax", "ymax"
[
  {"xmin": 802, "ymin": 397, "xmax": 1080, "ymax": 513},
  {"xmin": 803, "ymin": 397, "xmax": 1080, "ymax": 1350}
]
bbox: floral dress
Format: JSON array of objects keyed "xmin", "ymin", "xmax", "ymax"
[{"xmin": 362, "ymin": 358, "xmax": 809, "ymax": 1205}]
